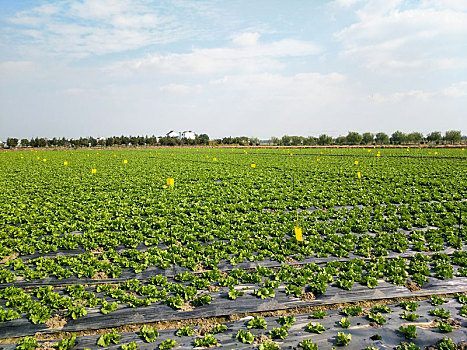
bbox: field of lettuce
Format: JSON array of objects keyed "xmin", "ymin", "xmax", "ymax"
[{"xmin": 0, "ymin": 147, "xmax": 466, "ymax": 350}]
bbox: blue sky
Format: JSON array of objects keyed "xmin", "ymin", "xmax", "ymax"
[{"xmin": 0, "ymin": 0, "xmax": 466, "ymax": 139}]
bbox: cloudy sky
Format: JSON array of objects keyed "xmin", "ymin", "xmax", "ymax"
[{"xmin": 0, "ymin": 0, "xmax": 466, "ymax": 139}]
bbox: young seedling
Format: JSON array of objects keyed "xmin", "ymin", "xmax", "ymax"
[{"xmin": 305, "ymin": 322, "xmax": 326, "ymax": 334}]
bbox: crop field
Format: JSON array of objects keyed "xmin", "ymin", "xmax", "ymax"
[{"xmin": 0, "ymin": 147, "xmax": 466, "ymax": 349}]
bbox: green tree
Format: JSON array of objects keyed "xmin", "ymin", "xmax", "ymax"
[
  {"xmin": 317, "ymin": 134, "xmax": 333, "ymax": 146},
  {"xmin": 407, "ymin": 132, "xmax": 423, "ymax": 144},
  {"xmin": 197, "ymin": 134, "xmax": 210, "ymax": 145},
  {"xmin": 444, "ymin": 130, "xmax": 462, "ymax": 144},
  {"xmin": 346, "ymin": 132, "xmax": 362, "ymax": 145},
  {"xmin": 335, "ymin": 136, "xmax": 347, "ymax": 145},
  {"xmin": 426, "ymin": 131, "xmax": 442, "ymax": 144},
  {"xmin": 390, "ymin": 131, "xmax": 407, "ymax": 145},
  {"xmin": 20, "ymin": 138, "xmax": 30, "ymax": 147},
  {"xmin": 303, "ymin": 136, "xmax": 316, "ymax": 145},
  {"xmin": 291, "ymin": 136, "xmax": 303, "ymax": 146},
  {"xmin": 281, "ymin": 135, "xmax": 291, "ymax": 146},
  {"xmin": 361, "ymin": 132, "xmax": 374, "ymax": 145},
  {"xmin": 375, "ymin": 132, "xmax": 389, "ymax": 145},
  {"xmin": 270, "ymin": 137, "xmax": 280, "ymax": 145},
  {"xmin": 6, "ymin": 138, "xmax": 18, "ymax": 148}
]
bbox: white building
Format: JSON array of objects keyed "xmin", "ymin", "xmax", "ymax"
[
  {"xmin": 181, "ymin": 131, "xmax": 196, "ymax": 140},
  {"xmin": 166, "ymin": 130, "xmax": 179, "ymax": 138}
]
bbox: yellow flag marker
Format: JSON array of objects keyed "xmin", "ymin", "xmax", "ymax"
[
  {"xmin": 167, "ymin": 178, "xmax": 174, "ymax": 186},
  {"xmin": 251, "ymin": 164, "xmax": 256, "ymax": 168},
  {"xmin": 357, "ymin": 171, "xmax": 361, "ymax": 179},
  {"xmin": 294, "ymin": 227, "xmax": 303, "ymax": 242},
  {"xmin": 354, "ymin": 160, "xmax": 359, "ymax": 165},
  {"xmin": 213, "ymin": 157, "xmax": 217, "ymax": 161},
  {"xmin": 123, "ymin": 159, "xmax": 128, "ymax": 164},
  {"xmin": 64, "ymin": 161, "xmax": 68, "ymax": 166},
  {"xmin": 91, "ymin": 169, "xmax": 97, "ymax": 174}
]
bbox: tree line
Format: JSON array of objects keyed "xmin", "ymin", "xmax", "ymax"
[
  {"xmin": 3, "ymin": 130, "xmax": 464, "ymax": 148},
  {"xmin": 4, "ymin": 134, "xmax": 210, "ymax": 148},
  {"xmin": 268, "ymin": 130, "xmax": 463, "ymax": 146}
]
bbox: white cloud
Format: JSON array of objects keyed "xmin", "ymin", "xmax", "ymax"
[
  {"xmin": 159, "ymin": 83, "xmax": 202, "ymax": 94},
  {"xmin": 335, "ymin": 2, "xmax": 467, "ymax": 72},
  {"xmin": 232, "ymin": 32, "xmax": 260, "ymax": 46},
  {"xmin": 5, "ymin": 0, "xmax": 201, "ymax": 58},
  {"xmin": 108, "ymin": 38, "xmax": 321, "ymax": 76},
  {"xmin": 443, "ymin": 81, "xmax": 467, "ymax": 97}
]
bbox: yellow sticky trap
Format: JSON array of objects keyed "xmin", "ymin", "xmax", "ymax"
[
  {"xmin": 428, "ymin": 152, "xmax": 432, "ymax": 155},
  {"xmin": 167, "ymin": 178, "xmax": 174, "ymax": 186},
  {"xmin": 213, "ymin": 157, "xmax": 217, "ymax": 161},
  {"xmin": 64, "ymin": 161, "xmax": 68, "ymax": 166},
  {"xmin": 251, "ymin": 164, "xmax": 256, "ymax": 168},
  {"xmin": 37, "ymin": 156, "xmax": 40, "ymax": 160},
  {"xmin": 113, "ymin": 154, "xmax": 116, "ymax": 157},
  {"xmin": 434, "ymin": 152, "xmax": 438, "ymax": 155},
  {"xmin": 376, "ymin": 153, "xmax": 381, "ymax": 157},
  {"xmin": 91, "ymin": 169, "xmax": 97, "ymax": 174},
  {"xmin": 317, "ymin": 158, "xmax": 320, "ymax": 161},
  {"xmin": 294, "ymin": 227, "xmax": 303, "ymax": 242},
  {"xmin": 123, "ymin": 159, "xmax": 128, "ymax": 164},
  {"xmin": 171, "ymin": 153, "xmax": 174, "ymax": 156},
  {"xmin": 368, "ymin": 149, "xmax": 371, "ymax": 152},
  {"xmin": 354, "ymin": 160, "xmax": 359, "ymax": 165},
  {"xmin": 206, "ymin": 155, "xmax": 209, "ymax": 158},
  {"xmin": 357, "ymin": 171, "xmax": 361, "ymax": 179},
  {"xmin": 43, "ymin": 159, "xmax": 47, "ymax": 162},
  {"xmin": 20, "ymin": 156, "xmax": 24, "ymax": 159},
  {"xmin": 290, "ymin": 153, "xmax": 293, "ymax": 156}
]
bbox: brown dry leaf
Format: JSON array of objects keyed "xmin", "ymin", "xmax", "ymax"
[{"xmin": 45, "ymin": 315, "xmax": 67, "ymax": 330}]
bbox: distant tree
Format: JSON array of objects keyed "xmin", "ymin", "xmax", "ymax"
[
  {"xmin": 361, "ymin": 132, "xmax": 374, "ymax": 145},
  {"xmin": 335, "ymin": 136, "xmax": 347, "ymax": 145},
  {"xmin": 390, "ymin": 131, "xmax": 407, "ymax": 145},
  {"xmin": 290, "ymin": 136, "xmax": 302, "ymax": 146},
  {"xmin": 89, "ymin": 137, "xmax": 98, "ymax": 147},
  {"xmin": 426, "ymin": 131, "xmax": 442, "ymax": 144},
  {"xmin": 98, "ymin": 138, "xmax": 106, "ymax": 146},
  {"xmin": 37, "ymin": 138, "xmax": 48, "ymax": 147},
  {"xmin": 249, "ymin": 137, "xmax": 260, "ymax": 146},
  {"xmin": 375, "ymin": 132, "xmax": 389, "ymax": 145},
  {"xmin": 6, "ymin": 138, "xmax": 18, "ymax": 148},
  {"xmin": 444, "ymin": 130, "xmax": 462, "ymax": 144},
  {"xmin": 270, "ymin": 137, "xmax": 280, "ymax": 145},
  {"xmin": 303, "ymin": 136, "xmax": 316, "ymax": 146},
  {"xmin": 198, "ymin": 134, "xmax": 209, "ymax": 145},
  {"xmin": 20, "ymin": 138, "xmax": 30, "ymax": 147},
  {"xmin": 345, "ymin": 132, "xmax": 362, "ymax": 145},
  {"xmin": 281, "ymin": 135, "xmax": 291, "ymax": 146},
  {"xmin": 407, "ymin": 132, "xmax": 423, "ymax": 144},
  {"xmin": 317, "ymin": 134, "xmax": 333, "ymax": 146}
]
